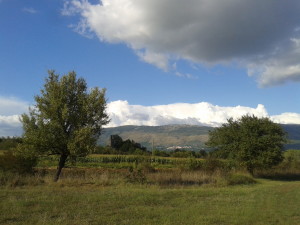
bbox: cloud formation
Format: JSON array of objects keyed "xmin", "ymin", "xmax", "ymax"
[
  {"xmin": 0, "ymin": 115, "xmax": 23, "ymax": 137},
  {"xmin": 22, "ymin": 7, "xmax": 38, "ymax": 14},
  {"xmin": 63, "ymin": 0, "xmax": 300, "ymax": 86},
  {"xmin": 0, "ymin": 97, "xmax": 29, "ymax": 116},
  {"xmin": 0, "ymin": 97, "xmax": 29, "ymax": 136},
  {"xmin": 1, "ymin": 97, "xmax": 300, "ymax": 136},
  {"xmin": 107, "ymin": 100, "xmax": 270, "ymax": 127},
  {"xmin": 271, "ymin": 113, "xmax": 300, "ymax": 125}
]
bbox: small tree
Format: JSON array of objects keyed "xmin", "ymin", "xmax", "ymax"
[
  {"xmin": 20, "ymin": 70, "xmax": 109, "ymax": 181},
  {"xmin": 206, "ymin": 115, "xmax": 287, "ymax": 175}
]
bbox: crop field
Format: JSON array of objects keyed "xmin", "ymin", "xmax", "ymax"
[{"xmin": 37, "ymin": 154, "xmax": 207, "ymax": 169}]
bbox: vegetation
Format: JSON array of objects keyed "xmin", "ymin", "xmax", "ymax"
[
  {"xmin": 1, "ymin": 145, "xmax": 300, "ymax": 224},
  {"xmin": 19, "ymin": 71, "xmax": 109, "ymax": 181},
  {"xmin": 98, "ymin": 124, "xmax": 300, "ymax": 151},
  {"xmin": 0, "ymin": 137, "xmax": 22, "ymax": 151},
  {"xmin": 206, "ymin": 115, "xmax": 287, "ymax": 174},
  {"xmin": 0, "ymin": 169, "xmax": 299, "ymax": 225},
  {"xmin": 1, "ymin": 70, "xmax": 299, "ymax": 224},
  {"xmin": 98, "ymin": 125, "xmax": 212, "ymax": 149},
  {"xmin": 0, "ymin": 150, "xmax": 37, "ymax": 174},
  {"xmin": 109, "ymin": 134, "xmax": 149, "ymax": 155}
]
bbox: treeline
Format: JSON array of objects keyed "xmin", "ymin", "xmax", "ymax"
[
  {"xmin": 95, "ymin": 146, "xmax": 208, "ymax": 158},
  {"xmin": 95, "ymin": 135, "xmax": 150, "ymax": 155},
  {"xmin": 152, "ymin": 149, "xmax": 207, "ymax": 158},
  {"xmin": 95, "ymin": 134, "xmax": 209, "ymax": 158},
  {"xmin": 0, "ymin": 137, "xmax": 22, "ymax": 150}
]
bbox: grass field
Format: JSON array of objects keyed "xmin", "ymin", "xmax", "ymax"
[
  {"xmin": 1, "ymin": 150, "xmax": 300, "ymax": 225},
  {"xmin": 0, "ymin": 178, "xmax": 300, "ymax": 225}
]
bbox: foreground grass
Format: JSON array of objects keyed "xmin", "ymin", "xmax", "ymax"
[{"xmin": 0, "ymin": 178, "xmax": 300, "ymax": 225}]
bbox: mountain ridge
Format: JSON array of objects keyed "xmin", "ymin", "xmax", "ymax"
[{"xmin": 99, "ymin": 124, "xmax": 300, "ymax": 150}]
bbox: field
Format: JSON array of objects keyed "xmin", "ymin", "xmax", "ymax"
[
  {"xmin": 0, "ymin": 178, "xmax": 300, "ymax": 225},
  {"xmin": 1, "ymin": 151, "xmax": 300, "ymax": 225}
]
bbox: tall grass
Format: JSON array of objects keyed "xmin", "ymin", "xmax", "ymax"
[
  {"xmin": 0, "ymin": 177, "xmax": 299, "ymax": 225},
  {"xmin": 0, "ymin": 167, "xmax": 256, "ymax": 189}
]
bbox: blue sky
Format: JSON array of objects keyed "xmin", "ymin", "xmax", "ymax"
[{"xmin": 1, "ymin": 0, "xmax": 300, "ymax": 136}]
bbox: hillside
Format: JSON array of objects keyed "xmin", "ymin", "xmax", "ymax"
[
  {"xmin": 99, "ymin": 125, "xmax": 213, "ymax": 150},
  {"xmin": 99, "ymin": 124, "xmax": 300, "ymax": 150}
]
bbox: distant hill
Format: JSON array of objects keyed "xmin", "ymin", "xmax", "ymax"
[
  {"xmin": 281, "ymin": 124, "xmax": 300, "ymax": 149},
  {"xmin": 99, "ymin": 124, "xmax": 300, "ymax": 150}
]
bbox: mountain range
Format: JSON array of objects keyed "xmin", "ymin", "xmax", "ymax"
[{"xmin": 99, "ymin": 124, "xmax": 300, "ymax": 151}]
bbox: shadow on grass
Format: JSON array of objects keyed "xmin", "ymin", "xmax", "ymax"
[{"xmin": 255, "ymin": 173, "xmax": 300, "ymax": 181}]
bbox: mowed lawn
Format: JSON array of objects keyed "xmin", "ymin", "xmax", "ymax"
[{"xmin": 0, "ymin": 179, "xmax": 300, "ymax": 225}]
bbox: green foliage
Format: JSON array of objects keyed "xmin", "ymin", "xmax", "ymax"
[
  {"xmin": 0, "ymin": 137, "xmax": 22, "ymax": 150},
  {"xmin": 152, "ymin": 149, "xmax": 171, "ymax": 157},
  {"xmin": 110, "ymin": 134, "xmax": 149, "ymax": 154},
  {"xmin": 0, "ymin": 148, "xmax": 37, "ymax": 174},
  {"xmin": 19, "ymin": 70, "xmax": 109, "ymax": 180},
  {"xmin": 282, "ymin": 150, "xmax": 300, "ymax": 169},
  {"xmin": 183, "ymin": 157, "xmax": 229, "ymax": 173},
  {"xmin": 94, "ymin": 146, "xmax": 120, "ymax": 154},
  {"xmin": 125, "ymin": 168, "xmax": 147, "ymax": 184},
  {"xmin": 170, "ymin": 149, "xmax": 195, "ymax": 158},
  {"xmin": 206, "ymin": 115, "xmax": 287, "ymax": 174},
  {"xmin": 183, "ymin": 157, "xmax": 202, "ymax": 170},
  {"xmin": 225, "ymin": 173, "xmax": 257, "ymax": 185},
  {"xmin": 137, "ymin": 162, "xmax": 156, "ymax": 173}
]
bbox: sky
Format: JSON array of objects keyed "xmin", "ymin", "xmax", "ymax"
[{"xmin": 1, "ymin": 0, "xmax": 300, "ymax": 136}]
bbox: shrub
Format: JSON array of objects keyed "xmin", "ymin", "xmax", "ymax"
[
  {"xmin": 137, "ymin": 162, "xmax": 156, "ymax": 173},
  {"xmin": 183, "ymin": 157, "xmax": 202, "ymax": 171},
  {"xmin": 152, "ymin": 149, "xmax": 170, "ymax": 157},
  {"xmin": 0, "ymin": 171, "xmax": 45, "ymax": 187},
  {"xmin": 0, "ymin": 149, "xmax": 37, "ymax": 174},
  {"xmin": 225, "ymin": 173, "xmax": 257, "ymax": 186},
  {"xmin": 201, "ymin": 158, "xmax": 228, "ymax": 173},
  {"xmin": 125, "ymin": 168, "xmax": 147, "ymax": 184}
]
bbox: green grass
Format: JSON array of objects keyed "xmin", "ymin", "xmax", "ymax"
[
  {"xmin": 1, "ymin": 150, "xmax": 300, "ymax": 224},
  {"xmin": 0, "ymin": 179, "xmax": 299, "ymax": 225},
  {"xmin": 37, "ymin": 154, "xmax": 204, "ymax": 169}
]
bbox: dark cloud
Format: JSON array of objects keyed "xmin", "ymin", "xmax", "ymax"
[{"xmin": 65, "ymin": 0, "xmax": 300, "ymax": 86}]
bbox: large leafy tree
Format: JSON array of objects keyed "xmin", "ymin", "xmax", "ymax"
[
  {"xmin": 21, "ymin": 71, "xmax": 109, "ymax": 181},
  {"xmin": 206, "ymin": 115, "xmax": 287, "ymax": 175}
]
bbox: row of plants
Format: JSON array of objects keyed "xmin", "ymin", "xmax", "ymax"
[{"xmin": 38, "ymin": 154, "xmax": 197, "ymax": 168}]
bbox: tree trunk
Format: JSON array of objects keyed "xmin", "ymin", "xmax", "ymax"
[{"xmin": 54, "ymin": 154, "xmax": 68, "ymax": 182}]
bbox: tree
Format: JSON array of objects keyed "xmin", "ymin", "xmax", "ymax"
[
  {"xmin": 20, "ymin": 70, "xmax": 109, "ymax": 181},
  {"xmin": 206, "ymin": 115, "xmax": 287, "ymax": 175}
]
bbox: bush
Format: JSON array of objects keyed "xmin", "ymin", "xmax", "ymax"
[
  {"xmin": 137, "ymin": 162, "xmax": 156, "ymax": 173},
  {"xmin": 202, "ymin": 158, "xmax": 227, "ymax": 173},
  {"xmin": 225, "ymin": 173, "xmax": 257, "ymax": 185},
  {"xmin": 0, "ymin": 149, "xmax": 37, "ymax": 174},
  {"xmin": 152, "ymin": 149, "xmax": 170, "ymax": 157},
  {"xmin": 280, "ymin": 150, "xmax": 300, "ymax": 170},
  {"xmin": 183, "ymin": 157, "xmax": 202, "ymax": 171},
  {"xmin": 0, "ymin": 171, "xmax": 44, "ymax": 187},
  {"xmin": 125, "ymin": 168, "xmax": 147, "ymax": 184},
  {"xmin": 170, "ymin": 150, "xmax": 196, "ymax": 158},
  {"xmin": 0, "ymin": 137, "xmax": 23, "ymax": 150}
]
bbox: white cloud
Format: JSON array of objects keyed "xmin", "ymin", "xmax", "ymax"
[
  {"xmin": 136, "ymin": 50, "xmax": 169, "ymax": 71},
  {"xmin": 63, "ymin": 0, "xmax": 300, "ymax": 86},
  {"xmin": 106, "ymin": 100, "xmax": 270, "ymax": 127},
  {"xmin": 0, "ymin": 97, "xmax": 29, "ymax": 137},
  {"xmin": 1, "ymin": 97, "xmax": 300, "ymax": 136},
  {"xmin": 248, "ymin": 38, "xmax": 300, "ymax": 87},
  {"xmin": 0, "ymin": 96, "xmax": 29, "ymax": 116},
  {"xmin": 22, "ymin": 7, "xmax": 38, "ymax": 14},
  {"xmin": 0, "ymin": 115, "xmax": 23, "ymax": 137},
  {"xmin": 271, "ymin": 113, "xmax": 300, "ymax": 125}
]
